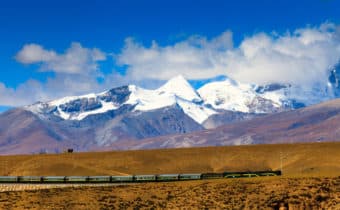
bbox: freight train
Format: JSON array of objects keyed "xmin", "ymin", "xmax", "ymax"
[{"xmin": 0, "ymin": 171, "xmax": 281, "ymax": 183}]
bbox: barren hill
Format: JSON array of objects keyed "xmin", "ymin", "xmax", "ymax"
[
  {"xmin": 131, "ymin": 98, "xmax": 340, "ymax": 149},
  {"xmin": 0, "ymin": 142, "xmax": 339, "ymax": 177}
]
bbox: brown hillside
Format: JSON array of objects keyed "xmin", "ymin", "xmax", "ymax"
[
  {"xmin": 0, "ymin": 142, "xmax": 339, "ymax": 177},
  {"xmin": 130, "ymin": 98, "xmax": 340, "ymax": 149}
]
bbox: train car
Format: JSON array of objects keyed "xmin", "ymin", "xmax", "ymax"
[
  {"xmin": 42, "ymin": 176, "xmax": 65, "ymax": 183},
  {"xmin": 156, "ymin": 174, "xmax": 179, "ymax": 181},
  {"xmin": 201, "ymin": 173, "xmax": 224, "ymax": 179},
  {"xmin": 223, "ymin": 170, "xmax": 282, "ymax": 178},
  {"xmin": 0, "ymin": 176, "xmax": 18, "ymax": 183},
  {"xmin": 242, "ymin": 173, "xmax": 259, "ymax": 178},
  {"xmin": 18, "ymin": 176, "xmax": 42, "ymax": 183},
  {"xmin": 134, "ymin": 175, "xmax": 156, "ymax": 182},
  {"xmin": 271, "ymin": 170, "xmax": 282, "ymax": 176},
  {"xmin": 88, "ymin": 176, "xmax": 111, "ymax": 183},
  {"xmin": 179, "ymin": 174, "xmax": 202, "ymax": 180},
  {"xmin": 224, "ymin": 171, "xmax": 257, "ymax": 178},
  {"xmin": 111, "ymin": 175, "xmax": 134, "ymax": 182},
  {"xmin": 224, "ymin": 173, "xmax": 242, "ymax": 178},
  {"xmin": 65, "ymin": 176, "xmax": 88, "ymax": 183},
  {"xmin": 257, "ymin": 171, "xmax": 281, "ymax": 176}
]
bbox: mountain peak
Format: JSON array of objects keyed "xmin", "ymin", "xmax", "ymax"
[
  {"xmin": 158, "ymin": 75, "xmax": 201, "ymax": 102},
  {"xmin": 168, "ymin": 74, "xmax": 187, "ymax": 82},
  {"xmin": 163, "ymin": 75, "xmax": 190, "ymax": 87}
]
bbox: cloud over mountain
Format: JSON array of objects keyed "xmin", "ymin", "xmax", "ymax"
[
  {"xmin": 1, "ymin": 22, "xmax": 340, "ymax": 107},
  {"xmin": 117, "ymin": 31, "xmax": 234, "ymax": 80},
  {"xmin": 119, "ymin": 23, "xmax": 340, "ymax": 86},
  {"xmin": 227, "ymin": 23, "xmax": 340, "ymax": 86}
]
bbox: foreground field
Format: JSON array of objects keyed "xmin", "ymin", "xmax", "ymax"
[
  {"xmin": 0, "ymin": 142, "xmax": 339, "ymax": 209},
  {"xmin": 0, "ymin": 177, "xmax": 339, "ymax": 209},
  {"xmin": 0, "ymin": 142, "xmax": 339, "ymax": 177}
]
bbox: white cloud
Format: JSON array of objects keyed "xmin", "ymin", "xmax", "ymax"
[
  {"xmin": 0, "ymin": 42, "xmax": 113, "ymax": 106},
  {"xmin": 228, "ymin": 23, "xmax": 340, "ymax": 85},
  {"xmin": 118, "ymin": 23, "xmax": 340, "ymax": 86},
  {"xmin": 0, "ymin": 80, "xmax": 44, "ymax": 106},
  {"xmin": 15, "ymin": 44, "xmax": 57, "ymax": 64},
  {"xmin": 15, "ymin": 42, "xmax": 106, "ymax": 74},
  {"xmin": 2, "ymin": 23, "xmax": 340, "ymax": 107},
  {"xmin": 117, "ymin": 31, "xmax": 233, "ymax": 80},
  {"xmin": 0, "ymin": 73, "xmax": 127, "ymax": 107}
]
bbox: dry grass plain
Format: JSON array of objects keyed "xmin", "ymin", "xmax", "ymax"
[
  {"xmin": 0, "ymin": 177, "xmax": 339, "ymax": 209},
  {"xmin": 0, "ymin": 142, "xmax": 339, "ymax": 176},
  {"xmin": 0, "ymin": 142, "xmax": 339, "ymax": 209}
]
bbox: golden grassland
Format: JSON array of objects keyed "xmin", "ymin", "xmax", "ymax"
[
  {"xmin": 0, "ymin": 177, "xmax": 339, "ymax": 209},
  {"xmin": 0, "ymin": 142, "xmax": 339, "ymax": 177},
  {"xmin": 0, "ymin": 142, "xmax": 339, "ymax": 209}
]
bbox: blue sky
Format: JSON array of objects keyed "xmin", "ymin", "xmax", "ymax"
[{"xmin": 1, "ymin": 0, "xmax": 340, "ymax": 111}]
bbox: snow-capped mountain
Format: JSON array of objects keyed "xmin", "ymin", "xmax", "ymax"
[
  {"xmin": 125, "ymin": 76, "xmax": 215, "ymax": 124},
  {"xmin": 198, "ymin": 77, "xmax": 284, "ymax": 113},
  {"xmin": 26, "ymin": 75, "xmax": 215, "ymax": 124},
  {"xmin": 1, "ymin": 69, "xmax": 339, "ymax": 154},
  {"xmin": 25, "ymin": 72, "xmax": 339, "ymax": 126},
  {"xmin": 25, "ymin": 85, "xmax": 132, "ymax": 121}
]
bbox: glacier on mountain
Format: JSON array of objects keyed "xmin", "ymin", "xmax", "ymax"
[{"xmin": 24, "ymin": 72, "xmax": 339, "ymax": 125}]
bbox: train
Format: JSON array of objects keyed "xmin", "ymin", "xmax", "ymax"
[{"xmin": 0, "ymin": 171, "xmax": 281, "ymax": 183}]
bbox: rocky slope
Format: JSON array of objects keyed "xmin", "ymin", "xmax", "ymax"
[{"xmin": 130, "ymin": 98, "xmax": 340, "ymax": 149}]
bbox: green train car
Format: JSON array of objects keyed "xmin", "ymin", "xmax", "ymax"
[
  {"xmin": 88, "ymin": 176, "xmax": 111, "ymax": 182},
  {"xmin": 18, "ymin": 176, "xmax": 42, "ymax": 183},
  {"xmin": 156, "ymin": 174, "xmax": 179, "ymax": 181},
  {"xmin": 223, "ymin": 170, "xmax": 281, "ymax": 178},
  {"xmin": 65, "ymin": 176, "xmax": 88, "ymax": 183},
  {"xmin": 42, "ymin": 176, "xmax": 65, "ymax": 183},
  {"xmin": 224, "ymin": 173, "xmax": 243, "ymax": 178},
  {"xmin": 201, "ymin": 173, "xmax": 224, "ymax": 179},
  {"xmin": 111, "ymin": 175, "xmax": 134, "ymax": 182},
  {"xmin": 134, "ymin": 175, "xmax": 156, "ymax": 182},
  {"xmin": 0, "ymin": 176, "xmax": 18, "ymax": 183},
  {"xmin": 179, "ymin": 174, "xmax": 202, "ymax": 180}
]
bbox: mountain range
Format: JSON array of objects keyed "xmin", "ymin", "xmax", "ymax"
[{"xmin": 0, "ymin": 66, "xmax": 339, "ymax": 154}]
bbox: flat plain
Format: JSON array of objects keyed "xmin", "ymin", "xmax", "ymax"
[{"xmin": 0, "ymin": 142, "xmax": 339, "ymax": 209}]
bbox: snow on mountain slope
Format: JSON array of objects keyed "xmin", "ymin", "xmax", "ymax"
[
  {"xmin": 25, "ymin": 75, "xmax": 216, "ymax": 124},
  {"xmin": 198, "ymin": 73, "xmax": 339, "ymax": 114},
  {"xmin": 126, "ymin": 75, "xmax": 215, "ymax": 123},
  {"xmin": 198, "ymin": 78, "xmax": 255, "ymax": 112},
  {"xmin": 176, "ymin": 98, "xmax": 216, "ymax": 124},
  {"xmin": 255, "ymin": 82, "xmax": 335, "ymax": 108},
  {"xmin": 198, "ymin": 77, "xmax": 282, "ymax": 113},
  {"xmin": 125, "ymin": 85, "xmax": 175, "ymax": 111},
  {"xmin": 25, "ymin": 91, "xmax": 120, "ymax": 121},
  {"xmin": 125, "ymin": 75, "xmax": 202, "ymax": 111},
  {"xmin": 157, "ymin": 75, "xmax": 202, "ymax": 103},
  {"xmin": 24, "ymin": 73, "xmax": 338, "ymax": 125}
]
